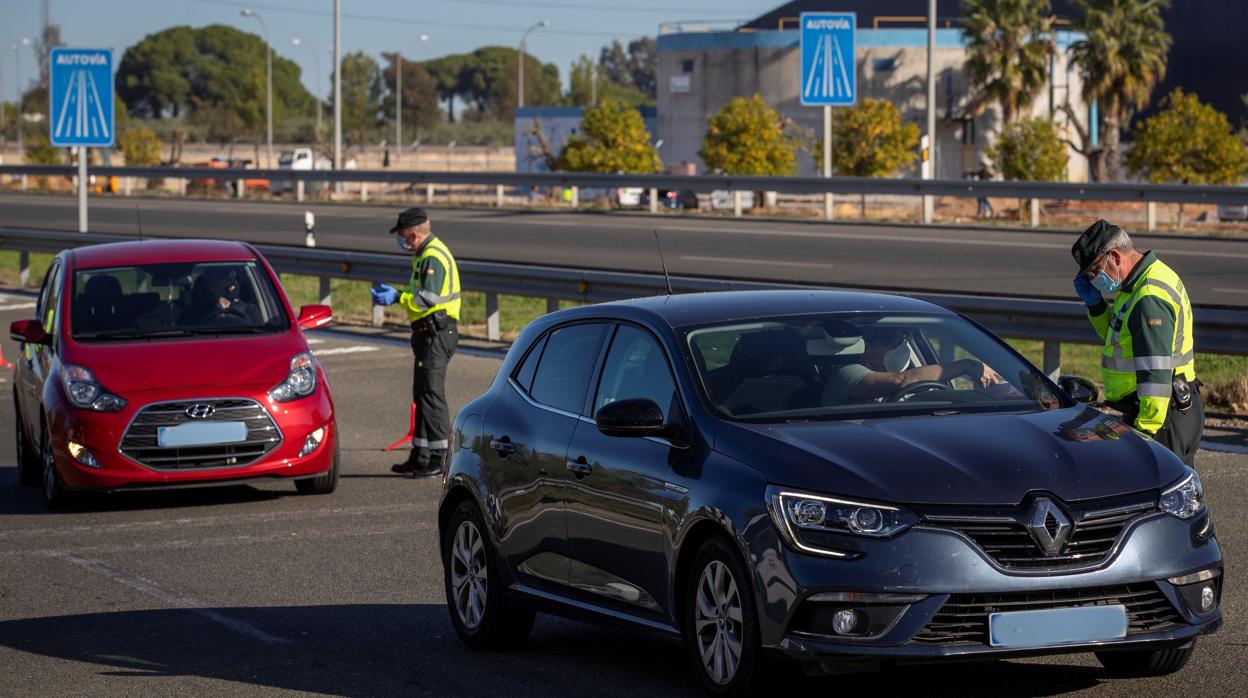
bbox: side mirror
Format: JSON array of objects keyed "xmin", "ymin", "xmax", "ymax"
[
  {"xmin": 596, "ymin": 398, "xmax": 667, "ymax": 438},
  {"xmin": 1058, "ymin": 375, "xmax": 1099, "ymax": 405},
  {"xmin": 10, "ymin": 319, "xmax": 48, "ymax": 345},
  {"xmin": 297, "ymin": 304, "xmax": 333, "ymax": 331}
]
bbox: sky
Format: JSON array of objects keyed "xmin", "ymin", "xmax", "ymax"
[{"xmin": 0, "ymin": 0, "xmax": 773, "ymax": 103}]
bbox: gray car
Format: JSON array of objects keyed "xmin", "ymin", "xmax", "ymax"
[{"xmin": 437, "ymin": 291, "xmax": 1222, "ymax": 696}]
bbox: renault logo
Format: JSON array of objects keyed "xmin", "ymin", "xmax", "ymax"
[
  {"xmin": 185, "ymin": 403, "xmax": 216, "ymax": 419},
  {"xmin": 1027, "ymin": 498, "xmax": 1073, "ymax": 556}
]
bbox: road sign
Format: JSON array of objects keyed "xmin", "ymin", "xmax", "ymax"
[
  {"xmin": 800, "ymin": 13, "xmax": 856, "ymax": 107},
  {"xmin": 49, "ymin": 48, "xmax": 115, "ymax": 148}
]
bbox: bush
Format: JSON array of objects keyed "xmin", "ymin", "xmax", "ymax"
[
  {"xmin": 118, "ymin": 127, "xmax": 164, "ymax": 166},
  {"xmin": 556, "ymin": 99, "xmax": 661, "ymax": 173},
  {"xmin": 816, "ymin": 98, "xmax": 920, "ymax": 176},
  {"xmin": 24, "ymin": 136, "xmax": 61, "ymax": 165},
  {"xmin": 986, "ymin": 118, "xmax": 1068, "ymax": 181},
  {"xmin": 1126, "ymin": 89, "xmax": 1248, "ymax": 185},
  {"xmin": 700, "ymin": 94, "xmax": 797, "ymax": 176}
]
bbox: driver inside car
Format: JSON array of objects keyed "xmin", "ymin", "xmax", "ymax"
[
  {"xmin": 822, "ymin": 324, "xmax": 1004, "ymax": 404},
  {"xmin": 184, "ymin": 269, "xmax": 261, "ymax": 325}
]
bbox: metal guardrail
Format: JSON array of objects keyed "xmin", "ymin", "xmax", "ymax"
[
  {"xmin": 4, "ymin": 164, "xmax": 1248, "ymax": 206},
  {"xmin": 1, "ymin": 227, "xmax": 1245, "ymax": 363}
]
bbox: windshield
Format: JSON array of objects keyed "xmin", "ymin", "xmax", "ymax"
[
  {"xmin": 71, "ymin": 261, "xmax": 289, "ymax": 341},
  {"xmin": 685, "ymin": 312, "xmax": 1065, "ymax": 422}
]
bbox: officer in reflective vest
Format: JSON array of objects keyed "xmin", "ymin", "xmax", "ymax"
[
  {"xmin": 1071, "ymin": 220, "xmax": 1202, "ymax": 465},
  {"xmin": 372, "ymin": 208, "xmax": 462, "ymax": 477}
]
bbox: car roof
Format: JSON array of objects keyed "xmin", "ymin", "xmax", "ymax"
[
  {"xmin": 552, "ymin": 290, "xmax": 954, "ymax": 329},
  {"xmin": 68, "ymin": 239, "xmax": 258, "ymax": 270}
]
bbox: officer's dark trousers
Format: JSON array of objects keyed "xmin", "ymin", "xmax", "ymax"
[
  {"xmin": 1123, "ymin": 390, "xmax": 1205, "ymax": 467},
  {"xmin": 410, "ymin": 318, "xmax": 459, "ymax": 466}
]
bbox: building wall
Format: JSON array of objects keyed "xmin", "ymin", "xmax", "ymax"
[{"xmin": 657, "ymin": 29, "xmax": 1090, "ymax": 181}]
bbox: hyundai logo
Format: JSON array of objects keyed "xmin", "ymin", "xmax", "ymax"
[
  {"xmin": 1027, "ymin": 497, "xmax": 1073, "ymax": 557},
  {"xmin": 185, "ymin": 403, "xmax": 216, "ymax": 419}
]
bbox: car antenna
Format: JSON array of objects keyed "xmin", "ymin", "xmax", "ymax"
[
  {"xmin": 654, "ymin": 230, "xmax": 673, "ymax": 296},
  {"xmin": 134, "ymin": 204, "xmax": 145, "ymax": 241}
]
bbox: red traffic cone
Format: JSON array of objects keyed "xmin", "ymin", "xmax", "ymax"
[
  {"xmin": 384, "ymin": 403, "xmax": 418, "ymax": 452},
  {"xmin": 0, "ymin": 344, "xmax": 13, "ymax": 369}
]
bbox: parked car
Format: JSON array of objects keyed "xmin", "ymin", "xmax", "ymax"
[
  {"xmin": 1216, "ymin": 204, "xmax": 1248, "ymax": 221},
  {"xmin": 709, "ymin": 190, "xmax": 756, "ymax": 210},
  {"xmin": 437, "ymin": 290, "xmax": 1221, "ymax": 695},
  {"xmin": 615, "ymin": 187, "xmax": 644, "ymax": 207},
  {"xmin": 641, "ymin": 188, "xmax": 699, "ymax": 210},
  {"xmin": 11, "ymin": 239, "xmax": 339, "ymax": 510},
  {"xmin": 272, "ymin": 147, "xmax": 332, "ymax": 195}
]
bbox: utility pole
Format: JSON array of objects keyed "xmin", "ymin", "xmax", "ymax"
[
  {"xmin": 395, "ymin": 51, "xmax": 401, "ymax": 164},
  {"xmin": 333, "ymin": 0, "xmax": 342, "ymax": 181},
  {"xmin": 923, "ymin": 0, "xmax": 937, "ymax": 224},
  {"xmin": 517, "ymin": 20, "xmax": 549, "ymax": 110}
]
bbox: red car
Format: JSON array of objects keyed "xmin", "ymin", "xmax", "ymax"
[{"xmin": 10, "ymin": 239, "xmax": 339, "ymax": 509}]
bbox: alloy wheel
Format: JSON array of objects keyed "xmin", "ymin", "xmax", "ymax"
[
  {"xmin": 450, "ymin": 519, "xmax": 488, "ymax": 630},
  {"xmin": 694, "ymin": 559, "xmax": 744, "ymax": 685}
]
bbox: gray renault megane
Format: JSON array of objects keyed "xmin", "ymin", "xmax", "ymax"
[{"xmin": 437, "ymin": 290, "xmax": 1221, "ymax": 695}]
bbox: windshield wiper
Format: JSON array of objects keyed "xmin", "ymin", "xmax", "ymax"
[
  {"xmin": 74, "ymin": 329, "xmax": 192, "ymax": 340},
  {"xmin": 183, "ymin": 326, "xmax": 273, "ymax": 335}
]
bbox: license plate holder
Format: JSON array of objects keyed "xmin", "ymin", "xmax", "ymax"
[
  {"xmin": 989, "ymin": 604, "xmax": 1128, "ymax": 648},
  {"xmin": 157, "ymin": 421, "xmax": 248, "ymax": 448}
]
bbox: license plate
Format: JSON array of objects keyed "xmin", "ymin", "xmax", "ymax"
[
  {"xmin": 989, "ymin": 605, "xmax": 1127, "ymax": 648},
  {"xmin": 157, "ymin": 421, "xmax": 247, "ymax": 448}
]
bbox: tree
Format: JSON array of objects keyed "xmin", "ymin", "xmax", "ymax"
[
  {"xmin": 627, "ymin": 37, "xmax": 657, "ymax": 99},
  {"xmin": 424, "ymin": 48, "xmax": 560, "ymax": 122},
  {"xmin": 986, "ymin": 118, "xmax": 1069, "ymax": 181},
  {"xmin": 598, "ymin": 41, "xmax": 631, "ymax": 86},
  {"xmin": 567, "ymin": 55, "xmax": 648, "ymax": 108},
  {"xmin": 815, "ymin": 99, "xmax": 920, "ymax": 215},
  {"xmin": 1070, "ymin": 0, "xmax": 1172, "ymax": 181},
  {"xmin": 1126, "ymin": 90, "xmax": 1248, "ymax": 224},
  {"xmin": 555, "ymin": 99, "xmax": 661, "ymax": 174},
  {"xmin": 335, "ymin": 52, "xmax": 384, "ymax": 147},
  {"xmin": 382, "ymin": 54, "xmax": 443, "ymax": 137},
  {"xmin": 118, "ymin": 127, "xmax": 163, "ymax": 166},
  {"xmin": 962, "ymin": 0, "xmax": 1054, "ymax": 123},
  {"xmin": 699, "ymin": 94, "xmax": 797, "ymax": 176}
]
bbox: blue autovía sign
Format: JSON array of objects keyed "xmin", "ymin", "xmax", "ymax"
[
  {"xmin": 49, "ymin": 48, "xmax": 115, "ymax": 147},
  {"xmin": 800, "ymin": 12, "xmax": 856, "ymax": 106}
]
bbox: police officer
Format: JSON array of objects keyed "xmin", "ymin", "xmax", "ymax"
[
  {"xmin": 1071, "ymin": 220, "xmax": 1203, "ymax": 465},
  {"xmin": 371, "ymin": 208, "xmax": 461, "ymax": 477}
]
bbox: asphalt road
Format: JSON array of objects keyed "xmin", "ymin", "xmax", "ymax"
[
  {"xmin": 0, "ymin": 297, "xmax": 1245, "ymax": 697},
  {"xmin": 2, "ymin": 193, "xmax": 1247, "ymax": 306}
]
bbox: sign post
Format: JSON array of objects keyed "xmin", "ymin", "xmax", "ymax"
[
  {"xmin": 800, "ymin": 13, "xmax": 856, "ymax": 221},
  {"xmin": 49, "ymin": 48, "xmax": 115, "ymax": 233}
]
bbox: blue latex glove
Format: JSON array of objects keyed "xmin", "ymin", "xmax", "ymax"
[
  {"xmin": 371, "ymin": 283, "xmax": 399, "ymax": 306},
  {"xmin": 1073, "ymin": 275, "xmax": 1101, "ymax": 306}
]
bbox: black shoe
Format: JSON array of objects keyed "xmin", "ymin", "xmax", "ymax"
[
  {"xmin": 409, "ymin": 461, "xmax": 442, "ymax": 478},
  {"xmin": 391, "ymin": 450, "xmax": 420, "ymax": 474}
]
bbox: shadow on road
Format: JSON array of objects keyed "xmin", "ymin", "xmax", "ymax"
[{"xmin": 0, "ymin": 603, "xmax": 1109, "ymax": 697}]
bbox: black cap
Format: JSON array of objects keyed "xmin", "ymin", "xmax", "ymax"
[
  {"xmin": 388, "ymin": 207, "xmax": 429, "ymax": 234},
  {"xmin": 1071, "ymin": 219, "xmax": 1122, "ymax": 274}
]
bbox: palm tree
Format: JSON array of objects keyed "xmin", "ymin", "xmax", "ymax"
[
  {"xmin": 1070, "ymin": 0, "xmax": 1171, "ymax": 182},
  {"xmin": 962, "ymin": 0, "xmax": 1054, "ymax": 124}
]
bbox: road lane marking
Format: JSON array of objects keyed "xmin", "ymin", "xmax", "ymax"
[
  {"xmin": 680, "ymin": 255, "xmax": 832, "ymax": 269},
  {"xmin": 60, "ymin": 553, "xmax": 289, "ymax": 644},
  {"xmin": 0, "ymin": 302, "xmax": 36, "ymax": 311},
  {"xmin": 305, "ymin": 338, "xmax": 325, "ymax": 344},
  {"xmin": 1213, "ymin": 288, "xmax": 1248, "ymax": 295},
  {"xmin": 313, "ymin": 345, "xmax": 380, "ymax": 356}
]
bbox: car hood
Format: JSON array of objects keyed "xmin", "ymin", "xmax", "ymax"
[
  {"xmin": 715, "ymin": 407, "xmax": 1186, "ymax": 505},
  {"xmin": 64, "ymin": 332, "xmax": 304, "ymax": 395}
]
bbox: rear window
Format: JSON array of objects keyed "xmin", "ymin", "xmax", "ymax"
[{"xmin": 72, "ymin": 261, "xmax": 289, "ymax": 341}]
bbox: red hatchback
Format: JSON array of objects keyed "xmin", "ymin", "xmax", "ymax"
[{"xmin": 10, "ymin": 239, "xmax": 339, "ymax": 509}]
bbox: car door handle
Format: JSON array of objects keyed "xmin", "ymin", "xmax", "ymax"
[
  {"xmin": 490, "ymin": 437, "xmax": 516, "ymax": 458},
  {"xmin": 566, "ymin": 456, "xmax": 592, "ymax": 478}
]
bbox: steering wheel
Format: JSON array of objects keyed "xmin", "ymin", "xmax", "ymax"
[
  {"xmin": 887, "ymin": 380, "xmax": 951, "ymax": 403},
  {"xmin": 202, "ymin": 306, "xmax": 248, "ymax": 326}
]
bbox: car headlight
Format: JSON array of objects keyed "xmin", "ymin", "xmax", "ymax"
[
  {"xmin": 1160, "ymin": 470, "xmax": 1205, "ymax": 520},
  {"xmin": 61, "ymin": 364, "xmax": 127, "ymax": 412},
  {"xmin": 269, "ymin": 352, "xmax": 318, "ymax": 403},
  {"xmin": 768, "ymin": 486, "xmax": 919, "ymax": 558}
]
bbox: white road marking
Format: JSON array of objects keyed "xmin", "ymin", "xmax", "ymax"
[
  {"xmin": 1213, "ymin": 287, "xmax": 1248, "ymax": 295},
  {"xmin": 0, "ymin": 302, "xmax": 36, "ymax": 311},
  {"xmin": 305, "ymin": 338, "xmax": 325, "ymax": 345},
  {"xmin": 313, "ymin": 345, "xmax": 379, "ymax": 356},
  {"xmin": 680, "ymin": 255, "xmax": 832, "ymax": 269},
  {"xmin": 60, "ymin": 553, "xmax": 289, "ymax": 644}
]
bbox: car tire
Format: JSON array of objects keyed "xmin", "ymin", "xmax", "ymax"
[
  {"xmin": 442, "ymin": 499, "xmax": 535, "ymax": 650},
  {"xmin": 40, "ymin": 421, "xmax": 75, "ymax": 511},
  {"xmin": 1096, "ymin": 643, "xmax": 1195, "ymax": 677},
  {"xmin": 295, "ymin": 439, "xmax": 339, "ymax": 495},
  {"xmin": 15, "ymin": 398, "xmax": 41, "ymax": 487},
  {"xmin": 684, "ymin": 536, "xmax": 763, "ymax": 696}
]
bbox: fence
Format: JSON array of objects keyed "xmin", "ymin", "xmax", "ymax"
[
  {"xmin": 1, "ymin": 227, "xmax": 1245, "ymax": 381},
  {"xmin": 4, "ymin": 165, "xmax": 1248, "ymax": 229}
]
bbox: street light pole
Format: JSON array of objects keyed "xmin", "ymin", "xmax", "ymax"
[
  {"xmin": 923, "ymin": 0, "xmax": 937, "ymax": 224},
  {"xmin": 517, "ymin": 20, "xmax": 549, "ymax": 110},
  {"xmin": 13, "ymin": 38, "xmax": 31, "ymax": 153},
  {"xmin": 333, "ymin": 0, "xmax": 341, "ymax": 180},
  {"xmin": 291, "ymin": 38, "xmax": 321, "ymax": 137},
  {"xmin": 241, "ymin": 9, "xmax": 273, "ymax": 169}
]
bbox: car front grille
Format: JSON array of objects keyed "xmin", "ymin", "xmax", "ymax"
[
  {"xmin": 911, "ymin": 584, "xmax": 1184, "ymax": 646},
  {"xmin": 120, "ymin": 399, "xmax": 282, "ymax": 470},
  {"xmin": 918, "ymin": 493, "xmax": 1158, "ymax": 570}
]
